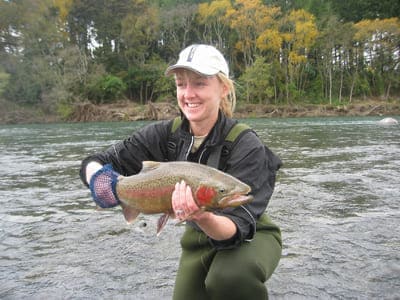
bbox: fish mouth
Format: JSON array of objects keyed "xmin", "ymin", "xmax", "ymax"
[{"xmin": 219, "ymin": 194, "xmax": 253, "ymax": 207}]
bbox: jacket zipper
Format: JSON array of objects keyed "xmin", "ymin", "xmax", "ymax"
[
  {"xmin": 198, "ymin": 147, "xmax": 208, "ymax": 163},
  {"xmin": 184, "ymin": 135, "xmax": 194, "ymax": 160}
]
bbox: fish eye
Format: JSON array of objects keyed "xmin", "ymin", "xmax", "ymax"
[{"xmin": 219, "ymin": 188, "xmax": 226, "ymax": 193}]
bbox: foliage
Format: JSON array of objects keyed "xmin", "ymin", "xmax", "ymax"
[
  {"xmin": 0, "ymin": 0, "xmax": 399, "ymax": 119},
  {"xmin": 87, "ymin": 75, "xmax": 126, "ymax": 104},
  {"xmin": 331, "ymin": 0, "xmax": 400, "ymax": 22},
  {"xmin": 0, "ymin": 68, "xmax": 10, "ymax": 95},
  {"xmin": 238, "ymin": 56, "xmax": 274, "ymax": 104},
  {"xmin": 4, "ymin": 62, "xmax": 42, "ymax": 105}
]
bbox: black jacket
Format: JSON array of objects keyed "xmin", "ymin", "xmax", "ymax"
[{"xmin": 80, "ymin": 112, "xmax": 281, "ymax": 249}]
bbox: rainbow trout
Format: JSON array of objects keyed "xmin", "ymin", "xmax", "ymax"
[{"xmin": 116, "ymin": 161, "xmax": 253, "ymax": 234}]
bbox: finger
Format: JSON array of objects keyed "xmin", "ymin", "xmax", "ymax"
[
  {"xmin": 172, "ymin": 182, "xmax": 182, "ymax": 218},
  {"xmin": 185, "ymin": 185, "xmax": 197, "ymax": 211},
  {"xmin": 179, "ymin": 180, "xmax": 189, "ymax": 214},
  {"xmin": 185, "ymin": 186, "xmax": 199, "ymax": 213}
]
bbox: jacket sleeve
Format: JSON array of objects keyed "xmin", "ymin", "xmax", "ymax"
[
  {"xmin": 209, "ymin": 130, "xmax": 281, "ymax": 249},
  {"xmin": 79, "ymin": 120, "xmax": 172, "ymax": 187}
]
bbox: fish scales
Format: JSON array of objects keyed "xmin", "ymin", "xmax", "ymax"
[{"xmin": 113, "ymin": 161, "xmax": 253, "ymax": 233}]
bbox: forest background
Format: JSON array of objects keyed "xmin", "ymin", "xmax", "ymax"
[{"xmin": 1, "ymin": 0, "xmax": 399, "ymax": 124}]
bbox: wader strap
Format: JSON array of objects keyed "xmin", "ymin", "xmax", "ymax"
[
  {"xmin": 206, "ymin": 122, "xmax": 251, "ymax": 168},
  {"xmin": 170, "ymin": 116, "xmax": 251, "ymax": 169},
  {"xmin": 225, "ymin": 123, "xmax": 251, "ymax": 142},
  {"xmin": 171, "ymin": 116, "xmax": 182, "ymax": 133}
]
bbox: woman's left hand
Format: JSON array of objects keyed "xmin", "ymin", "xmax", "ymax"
[
  {"xmin": 172, "ymin": 180, "xmax": 205, "ymax": 221},
  {"xmin": 172, "ymin": 180, "xmax": 237, "ymax": 240}
]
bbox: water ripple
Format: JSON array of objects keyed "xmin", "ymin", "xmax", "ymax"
[{"xmin": 1, "ymin": 117, "xmax": 399, "ymax": 299}]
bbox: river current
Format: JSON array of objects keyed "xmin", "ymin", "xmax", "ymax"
[{"xmin": 0, "ymin": 116, "xmax": 399, "ymax": 299}]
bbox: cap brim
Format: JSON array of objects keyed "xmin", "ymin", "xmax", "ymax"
[{"xmin": 165, "ymin": 64, "xmax": 219, "ymax": 76}]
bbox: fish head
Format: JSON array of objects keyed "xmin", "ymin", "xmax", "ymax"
[{"xmin": 194, "ymin": 173, "xmax": 253, "ymax": 209}]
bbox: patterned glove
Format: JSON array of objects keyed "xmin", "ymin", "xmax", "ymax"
[{"xmin": 89, "ymin": 164, "xmax": 120, "ymax": 208}]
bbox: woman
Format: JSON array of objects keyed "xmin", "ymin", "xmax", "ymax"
[{"xmin": 80, "ymin": 44, "xmax": 282, "ymax": 299}]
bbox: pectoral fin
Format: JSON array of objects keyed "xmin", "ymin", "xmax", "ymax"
[
  {"xmin": 157, "ymin": 213, "xmax": 170, "ymax": 236},
  {"xmin": 121, "ymin": 203, "xmax": 140, "ymax": 224}
]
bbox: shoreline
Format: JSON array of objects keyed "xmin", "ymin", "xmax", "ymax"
[{"xmin": 1, "ymin": 99, "xmax": 400, "ymax": 125}]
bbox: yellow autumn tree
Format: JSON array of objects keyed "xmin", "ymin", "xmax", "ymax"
[
  {"xmin": 53, "ymin": 0, "xmax": 73, "ymax": 22},
  {"xmin": 225, "ymin": 0, "xmax": 278, "ymax": 69},
  {"xmin": 53, "ymin": 0, "xmax": 74, "ymax": 36},
  {"xmin": 279, "ymin": 9, "xmax": 318, "ymax": 102},
  {"xmin": 197, "ymin": 0, "xmax": 232, "ymax": 50}
]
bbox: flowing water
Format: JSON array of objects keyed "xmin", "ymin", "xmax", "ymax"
[{"xmin": 0, "ymin": 116, "xmax": 399, "ymax": 299}]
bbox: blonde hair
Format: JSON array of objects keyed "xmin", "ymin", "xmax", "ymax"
[{"xmin": 216, "ymin": 72, "xmax": 236, "ymax": 118}]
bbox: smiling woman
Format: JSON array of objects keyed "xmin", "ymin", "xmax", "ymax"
[
  {"xmin": 79, "ymin": 44, "xmax": 282, "ymax": 300},
  {"xmin": 172, "ymin": 71, "xmax": 227, "ymax": 136},
  {"xmin": 165, "ymin": 44, "xmax": 236, "ymax": 136}
]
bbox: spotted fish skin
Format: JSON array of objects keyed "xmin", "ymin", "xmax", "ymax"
[{"xmin": 115, "ymin": 161, "xmax": 253, "ymax": 234}]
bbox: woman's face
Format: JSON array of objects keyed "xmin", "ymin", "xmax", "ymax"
[{"xmin": 175, "ymin": 70, "xmax": 227, "ymax": 128}]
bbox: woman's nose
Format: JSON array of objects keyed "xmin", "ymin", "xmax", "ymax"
[{"xmin": 184, "ymin": 83, "xmax": 195, "ymax": 98}]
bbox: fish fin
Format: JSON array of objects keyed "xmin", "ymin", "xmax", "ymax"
[
  {"xmin": 121, "ymin": 203, "xmax": 140, "ymax": 224},
  {"xmin": 141, "ymin": 161, "xmax": 160, "ymax": 172},
  {"xmin": 156, "ymin": 213, "xmax": 170, "ymax": 236}
]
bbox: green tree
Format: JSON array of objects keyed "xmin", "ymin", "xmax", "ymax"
[
  {"xmin": 2, "ymin": 0, "xmax": 69, "ymax": 109},
  {"xmin": 238, "ymin": 56, "xmax": 274, "ymax": 104},
  {"xmin": 354, "ymin": 18, "xmax": 400, "ymax": 99},
  {"xmin": 332, "ymin": 0, "xmax": 400, "ymax": 22},
  {"xmin": 158, "ymin": 3, "xmax": 199, "ymax": 60},
  {"xmin": 314, "ymin": 16, "xmax": 356, "ymax": 103},
  {"xmin": 121, "ymin": 3, "xmax": 160, "ymax": 65}
]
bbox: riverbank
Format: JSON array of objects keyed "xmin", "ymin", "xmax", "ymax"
[{"xmin": 1, "ymin": 98, "xmax": 400, "ymax": 124}]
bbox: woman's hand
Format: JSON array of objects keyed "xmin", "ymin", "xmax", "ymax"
[
  {"xmin": 171, "ymin": 180, "xmax": 237, "ymax": 241},
  {"xmin": 172, "ymin": 180, "xmax": 206, "ymax": 221}
]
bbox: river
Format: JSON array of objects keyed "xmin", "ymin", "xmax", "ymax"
[{"xmin": 0, "ymin": 116, "xmax": 399, "ymax": 299}]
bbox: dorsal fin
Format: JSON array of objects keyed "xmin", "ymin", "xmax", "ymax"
[{"xmin": 141, "ymin": 161, "xmax": 160, "ymax": 172}]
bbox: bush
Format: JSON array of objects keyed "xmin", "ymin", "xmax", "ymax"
[{"xmin": 87, "ymin": 74, "xmax": 126, "ymax": 104}]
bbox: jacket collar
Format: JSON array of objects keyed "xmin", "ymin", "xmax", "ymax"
[{"xmin": 179, "ymin": 110, "xmax": 232, "ymax": 147}]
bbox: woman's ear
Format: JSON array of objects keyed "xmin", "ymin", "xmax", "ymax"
[{"xmin": 221, "ymin": 83, "xmax": 229, "ymax": 98}]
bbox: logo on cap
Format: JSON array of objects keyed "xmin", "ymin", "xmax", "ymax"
[{"xmin": 186, "ymin": 45, "xmax": 198, "ymax": 62}]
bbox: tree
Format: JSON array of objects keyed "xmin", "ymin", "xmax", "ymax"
[
  {"xmin": 314, "ymin": 16, "xmax": 356, "ymax": 103},
  {"xmin": 197, "ymin": 0, "xmax": 232, "ymax": 49},
  {"xmin": 158, "ymin": 3, "xmax": 199, "ymax": 60},
  {"xmin": 121, "ymin": 3, "xmax": 160, "ymax": 65},
  {"xmin": 279, "ymin": 9, "xmax": 318, "ymax": 102},
  {"xmin": 226, "ymin": 0, "xmax": 276, "ymax": 70},
  {"xmin": 332, "ymin": 0, "xmax": 400, "ymax": 23},
  {"xmin": 354, "ymin": 18, "xmax": 400, "ymax": 99},
  {"xmin": 2, "ymin": 0, "xmax": 70, "ymax": 108},
  {"xmin": 238, "ymin": 56, "xmax": 274, "ymax": 104}
]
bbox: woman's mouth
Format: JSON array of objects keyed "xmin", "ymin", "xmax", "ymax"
[{"xmin": 186, "ymin": 102, "xmax": 201, "ymax": 108}]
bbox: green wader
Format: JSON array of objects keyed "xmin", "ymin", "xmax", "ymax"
[{"xmin": 172, "ymin": 214, "xmax": 282, "ymax": 300}]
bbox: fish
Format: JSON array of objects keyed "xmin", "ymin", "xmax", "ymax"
[{"xmin": 115, "ymin": 161, "xmax": 253, "ymax": 234}]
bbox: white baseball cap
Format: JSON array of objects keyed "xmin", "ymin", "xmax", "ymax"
[{"xmin": 165, "ymin": 44, "xmax": 229, "ymax": 76}]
